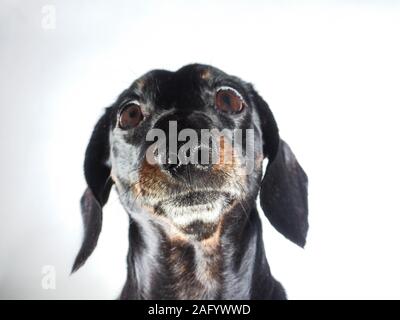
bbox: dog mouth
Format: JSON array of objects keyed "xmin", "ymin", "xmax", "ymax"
[
  {"xmin": 163, "ymin": 190, "xmax": 230, "ymax": 207},
  {"xmin": 152, "ymin": 190, "xmax": 234, "ymax": 228},
  {"xmin": 133, "ymin": 158, "xmax": 242, "ymax": 230}
]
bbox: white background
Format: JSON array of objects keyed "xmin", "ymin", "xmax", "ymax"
[{"xmin": 1, "ymin": 0, "xmax": 400, "ymax": 299}]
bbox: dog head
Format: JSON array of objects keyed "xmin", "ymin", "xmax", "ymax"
[{"xmin": 72, "ymin": 64, "xmax": 308, "ymax": 272}]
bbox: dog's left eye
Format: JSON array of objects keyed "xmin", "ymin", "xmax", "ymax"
[
  {"xmin": 215, "ymin": 87, "xmax": 245, "ymax": 113},
  {"xmin": 118, "ymin": 103, "xmax": 143, "ymax": 129}
]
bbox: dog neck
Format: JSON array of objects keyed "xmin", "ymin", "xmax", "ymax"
[{"xmin": 120, "ymin": 202, "xmax": 276, "ymax": 299}]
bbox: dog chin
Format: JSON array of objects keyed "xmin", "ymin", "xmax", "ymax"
[{"xmin": 158, "ymin": 191, "xmax": 231, "ymax": 228}]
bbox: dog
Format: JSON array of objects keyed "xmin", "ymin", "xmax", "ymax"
[{"xmin": 72, "ymin": 64, "xmax": 308, "ymax": 300}]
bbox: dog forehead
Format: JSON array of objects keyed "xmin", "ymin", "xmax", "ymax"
[
  {"xmin": 131, "ymin": 64, "xmax": 227, "ymax": 106},
  {"xmin": 142, "ymin": 64, "xmax": 224, "ymax": 82}
]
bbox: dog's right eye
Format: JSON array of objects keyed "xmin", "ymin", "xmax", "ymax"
[{"xmin": 118, "ymin": 103, "xmax": 143, "ymax": 129}]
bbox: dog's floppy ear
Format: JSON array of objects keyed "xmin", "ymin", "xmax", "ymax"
[
  {"xmin": 251, "ymin": 88, "xmax": 309, "ymax": 247},
  {"xmin": 72, "ymin": 108, "xmax": 114, "ymax": 273}
]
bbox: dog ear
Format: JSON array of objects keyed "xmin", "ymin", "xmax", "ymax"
[
  {"xmin": 72, "ymin": 108, "xmax": 114, "ymax": 273},
  {"xmin": 251, "ymin": 88, "xmax": 309, "ymax": 247}
]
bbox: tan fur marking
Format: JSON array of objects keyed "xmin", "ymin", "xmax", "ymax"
[
  {"xmin": 138, "ymin": 160, "xmax": 176, "ymax": 198},
  {"xmin": 201, "ymin": 219, "xmax": 223, "ymax": 253},
  {"xmin": 212, "ymin": 135, "xmax": 247, "ymax": 186},
  {"xmin": 135, "ymin": 78, "xmax": 146, "ymax": 91},
  {"xmin": 200, "ymin": 68, "xmax": 211, "ymax": 80}
]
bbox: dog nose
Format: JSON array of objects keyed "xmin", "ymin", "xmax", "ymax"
[
  {"xmin": 151, "ymin": 111, "xmax": 216, "ymax": 177},
  {"xmin": 161, "ymin": 145, "xmax": 213, "ymax": 174}
]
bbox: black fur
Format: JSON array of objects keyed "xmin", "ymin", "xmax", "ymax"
[{"xmin": 72, "ymin": 64, "xmax": 308, "ymax": 299}]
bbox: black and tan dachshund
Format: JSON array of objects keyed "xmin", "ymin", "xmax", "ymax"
[{"xmin": 72, "ymin": 64, "xmax": 308, "ymax": 300}]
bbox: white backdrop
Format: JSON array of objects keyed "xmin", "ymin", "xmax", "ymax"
[{"xmin": 1, "ymin": 0, "xmax": 400, "ymax": 299}]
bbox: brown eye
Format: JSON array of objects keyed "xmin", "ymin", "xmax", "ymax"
[
  {"xmin": 215, "ymin": 87, "xmax": 245, "ymax": 113},
  {"xmin": 118, "ymin": 103, "xmax": 143, "ymax": 129}
]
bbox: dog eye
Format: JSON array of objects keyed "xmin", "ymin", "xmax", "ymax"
[
  {"xmin": 215, "ymin": 87, "xmax": 245, "ymax": 113},
  {"xmin": 118, "ymin": 103, "xmax": 143, "ymax": 129}
]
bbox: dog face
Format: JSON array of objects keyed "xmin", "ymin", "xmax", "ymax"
[
  {"xmin": 72, "ymin": 64, "xmax": 308, "ymax": 272},
  {"xmin": 110, "ymin": 65, "xmax": 264, "ymax": 234}
]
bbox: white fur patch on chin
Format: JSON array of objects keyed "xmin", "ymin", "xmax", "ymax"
[{"xmin": 160, "ymin": 198, "xmax": 227, "ymax": 227}]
